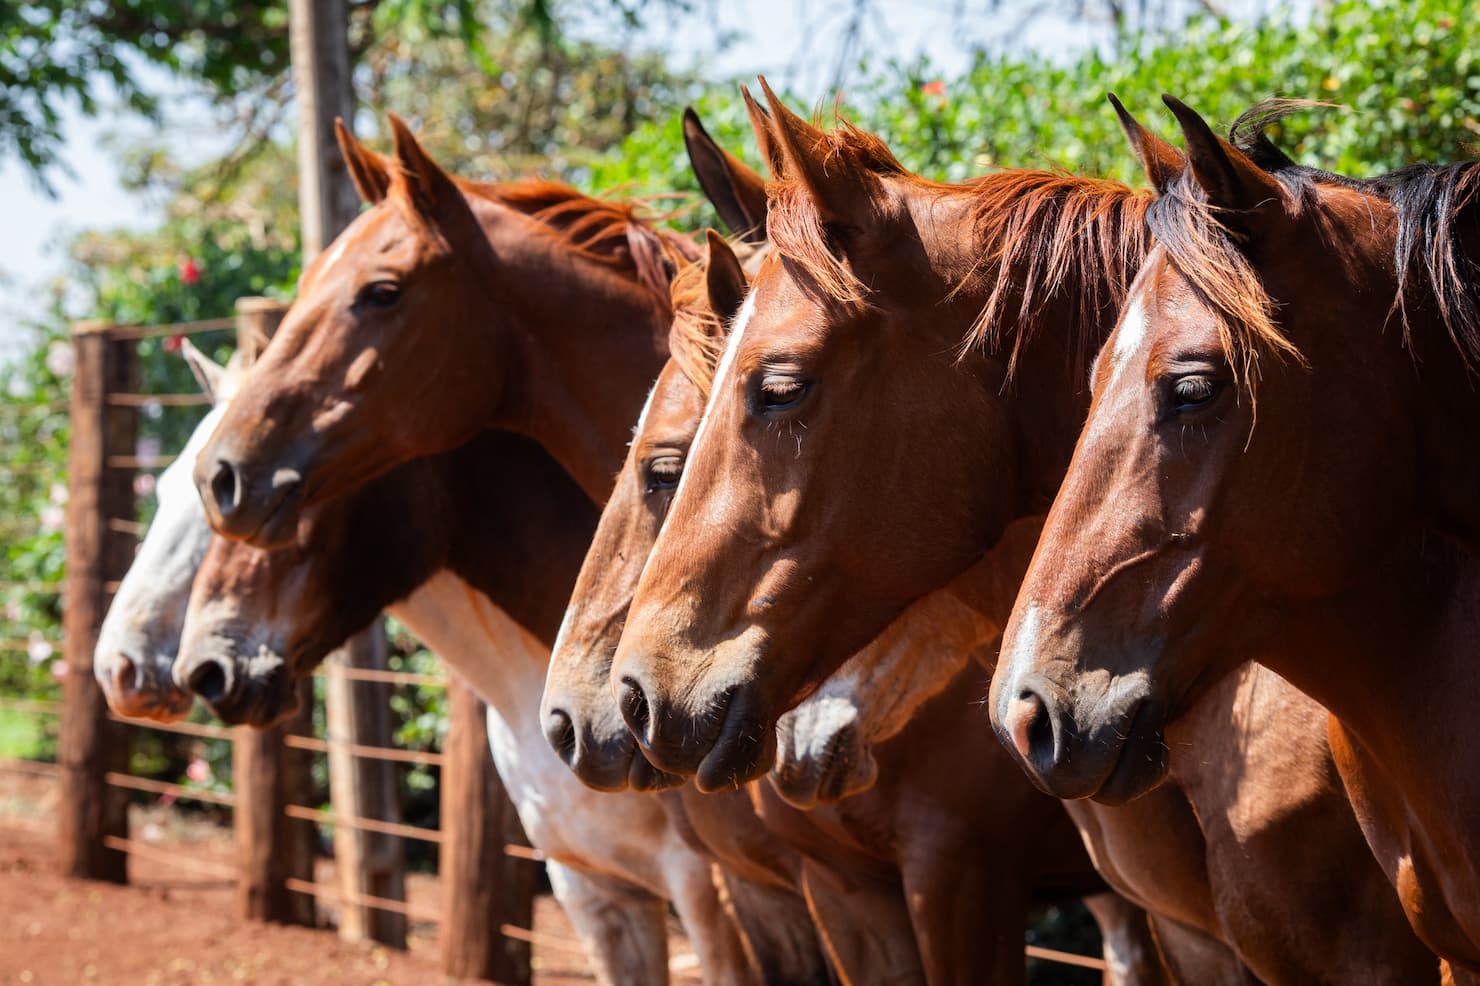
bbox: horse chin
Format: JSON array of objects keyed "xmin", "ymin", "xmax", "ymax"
[
  {"xmin": 206, "ymin": 672, "xmax": 301, "ymax": 729},
  {"xmin": 770, "ymin": 731, "xmax": 879, "ymax": 810},
  {"xmin": 1088, "ymin": 708, "xmax": 1171, "ymax": 806},
  {"xmin": 627, "ymin": 753, "xmax": 687, "ymax": 794},
  {"xmin": 694, "ymin": 711, "xmax": 779, "ymax": 794},
  {"xmin": 109, "ymin": 689, "xmax": 195, "ymax": 724}
]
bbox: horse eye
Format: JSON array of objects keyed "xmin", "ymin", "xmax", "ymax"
[
  {"xmin": 645, "ymin": 455, "xmax": 683, "ymax": 493},
  {"xmin": 759, "ymin": 375, "xmax": 810, "ymax": 412},
  {"xmin": 1171, "ymin": 375, "xmax": 1219, "ymax": 411},
  {"xmin": 356, "ymin": 281, "xmax": 401, "ymax": 310}
]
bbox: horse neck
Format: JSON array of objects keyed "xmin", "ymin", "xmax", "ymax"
[
  {"xmin": 476, "ymin": 203, "xmax": 673, "ymax": 502},
  {"xmin": 380, "ymin": 433, "xmax": 596, "ymax": 728},
  {"xmin": 387, "ymin": 571, "xmax": 549, "ymax": 737},
  {"xmin": 1255, "ymin": 529, "xmax": 1480, "ymax": 809},
  {"xmin": 923, "ymin": 183, "xmax": 1130, "ymax": 513},
  {"xmin": 1408, "ymin": 335, "xmax": 1480, "ymax": 550}
]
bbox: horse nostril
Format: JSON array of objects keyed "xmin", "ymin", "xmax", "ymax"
[
  {"xmin": 110, "ymin": 654, "xmax": 139, "ymax": 696},
  {"xmin": 187, "ymin": 660, "xmax": 231, "ymax": 705},
  {"xmin": 1008, "ymin": 689, "xmax": 1057, "ymax": 769},
  {"xmin": 209, "ymin": 460, "xmax": 240, "ymax": 517},
  {"xmin": 618, "ymin": 677, "xmax": 652, "ymax": 739},
  {"xmin": 544, "ymin": 708, "xmax": 577, "ymax": 764}
]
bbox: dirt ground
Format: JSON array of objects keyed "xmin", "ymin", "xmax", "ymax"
[{"xmin": 0, "ymin": 771, "xmax": 696, "ymax": 985}]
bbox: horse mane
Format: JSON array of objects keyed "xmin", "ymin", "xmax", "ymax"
[
  {"xmin": 413, "ymin": 175, "xmax": 699, "ymax": 312},
  {"xmin": 1155, "ymin": 98, "xmax": 1480, "ymax": 378},
  {"xmin": 1370, "ymin": 162, "xmax": 1480, "ymax": 372},
  {"xmin": 666, "ymin": 238, "xmax": 763, "ymax": 400},
  {"xmin": 765, "ymin": 117, "xmax": 1152, "ymax": 380},
  {"xmin": 961, "ymin": 171, "xmax": 1153, "ymax": 378}
]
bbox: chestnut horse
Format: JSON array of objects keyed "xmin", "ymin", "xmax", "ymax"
[
  {"xmin": 170, "ymin": 114, "xmax": 853, "ymax": 983},
  {"xmin": 192, "ymin": 115, "xmax": 699, "ymax": 547},
  {"xmin": 607, "ymin": 86, "xmax": 1437, "ymax": 983},
  {"xmin": 541, "ymin": 235, "xmax": 1162, "ymax": 985},
  {"xmin": 992, "ymin": 96, "xmax": 1480, "ymax": 977},
  {"xmin": 175, "ymin": 428, "xmax": 830, "ymax": 985}
]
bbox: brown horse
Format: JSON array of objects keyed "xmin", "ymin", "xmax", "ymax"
[
  {"xmin": 541, "ymin": 234, "xmax": 1159, "ymax": 985},
  {"xmin": 606, "ymin": 88, "xmax": 1438, "ymax": 983},
  {"xmin": 192, "ymin": 115, "xmax": 701, "ymax": 546},
  {"xmin": 176, "ymin": 430, "xmax": 835, "ymax": 985},
  {"xmin": 611, "ymin": 80, "xmax": 1153, "ymax": 789},
  {"xmin": 991, "ymin": 96, "xmax": 1480, "ymax": 977}
]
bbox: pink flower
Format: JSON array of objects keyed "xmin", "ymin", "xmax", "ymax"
[
  {"xmin": 179, "ymin": 259, "xmax": 201, "ymax": 285},
  {"xmin": 45, "ymin": 340, "xmax": 74, "ymax": 378},
  {"xmin": 186, "ymin": 758, "xmax": 211, "ymax": 784},
  {"xmin": 920, "ymin": 80, "xmax": 946, "ymax": 98}
]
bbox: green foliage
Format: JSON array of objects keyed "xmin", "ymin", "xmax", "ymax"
[
  {"xmin": 0, "ymin": 1, "xmax": 289, "ymax": 189},
  {"xmin": 588, "ymin": 0, "xmax": 1480, "ymax": 219}
]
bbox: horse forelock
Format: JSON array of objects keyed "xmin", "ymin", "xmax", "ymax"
[
  {"xmin": 1144, "ymin": 173, "xmax": 1298, "ymax": 387},
  {"xmin": 1163, "ymin": 98, "xmax": 1480, "ymax": 380},
  {"xmin": 764, "ymin": 117, "xmax": 910, "ymax": 309},
  {"xmin": 666, "ymin": 237, "xmax": 762, "ymax": 401}
]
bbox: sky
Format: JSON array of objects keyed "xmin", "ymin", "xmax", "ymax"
[{"xmin": 0, "ymin": 0, "xmax": 1176, "ymax": 358}]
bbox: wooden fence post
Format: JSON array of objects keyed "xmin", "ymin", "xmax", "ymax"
[
  {"xmin": 441, "ymin": 676, "xmax": 535, "ymax": 984},
  {"xmin": 232, "ymin": 299, "xmax": 317, "ymax": 925},
  {"xmin": 288, "ymin": 0, "xmax": 408, "ymax": 948},
  {"xmin": 325, "ymin": 632, "xmax": 407, "ymax": 947},
  {"xmin": 58, "ymin": 322, "xmax": 135, "ymax": 882}
]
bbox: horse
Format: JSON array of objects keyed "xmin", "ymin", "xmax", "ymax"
[
  {"xmin": 93, "ymin": 340, "xmax": 236, "ymax": 722},
  {"xmin": 91, "ymin": 351, "xmax": 820, "ymax": 984},
  {"xmin": 991, "ymin": 95, "xmax": 1480, "ymax": 978},
  {"xmin": 169, "ymin": 113, "xmax": 858, "ymax": 983},
  {"xmin": 541, "ymin": 233, "xmax": 1166, "ymax": 985},
  {"xmin": 191, "ymin": 113, "xmax": 703, "ymax": 547},
  {"xmin": 604, "ymin": 85, "xmax": 1437, "ymax": 983}
]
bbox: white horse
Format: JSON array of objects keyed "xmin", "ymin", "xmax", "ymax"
[{"xmin": 94, "ymin": 345, "xmax": 816, "ymax": 986}]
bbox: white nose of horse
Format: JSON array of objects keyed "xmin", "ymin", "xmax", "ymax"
[{"xmin": 107, "ymin": 653, "xmax": 138, "ymax": 702}]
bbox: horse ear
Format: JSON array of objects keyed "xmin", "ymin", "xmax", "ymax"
[
  {"xmin": 757, "ymin": 76, "xmax": 873, "ymax": 229},
  {"xmin": 741, "ymin": 85, "xmax": 786, "ymax": 180},
  {"xmin": 1162, "ymin": 95, "xmax": 1285, "ymax": 239},
  {"xmin": 1108, "ymin": 94, "xmax": 1183, "ymax": 195},
  {"xmin": 683, "ymin": 108, "xmax": 768, "ymax": 245},
  {"xmin": 387, "ymin": 113, "xmax": 460, "ymax": 218},
  {"xmin": 704, "ymin": 230, "xmax": 749, "ymax": 323},
  {"xmin": 180, "ymin": 339, "xmax": 228, "ymax": 407},
  {"xmin": 335, "ymin": 118, "xmax": 390, "ymax": 205}
]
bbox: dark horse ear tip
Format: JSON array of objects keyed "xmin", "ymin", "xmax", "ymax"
[
  {"xmin": 1107, "ymin": 93, "xmax": 1138, "ymax": 132},
  {"xmin": 704, "ymin": 228, "xmax": 726, "ymax": 249},
  {"xmin": 682, "ymin": 106, "xmax": 701, "ymax": 128},
  {"xmin": 1161, "ymin": 94, "xmax": 1204, "ymax": 126}
]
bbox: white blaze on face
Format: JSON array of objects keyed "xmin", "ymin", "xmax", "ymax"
[
  {"xmin": 635, "ymin": 284, "xmax": 759, "ymax": 585},
  {"xmin": 998, "ymin": 603, "xmax": 1043, "ymax": 710},
  {"xmin": 1110, "ymin": 291, "xmax": 1150, "ymax": 375}
]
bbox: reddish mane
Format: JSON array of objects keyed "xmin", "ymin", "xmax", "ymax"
[{"xmin": 763, "ymin": 117, "xmax": 1153, "ymax": 379}]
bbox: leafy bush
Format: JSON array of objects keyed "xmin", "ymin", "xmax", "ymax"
[{"xmin": 588, "ymin": 0, "xmax": 1480, "ymax": 214}]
